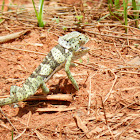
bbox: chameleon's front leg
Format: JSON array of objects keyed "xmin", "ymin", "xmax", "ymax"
[{"xmin": 65, "ymin": 54, "xmax": 79, "ymax": 90}]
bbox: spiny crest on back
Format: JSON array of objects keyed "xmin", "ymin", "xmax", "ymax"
[{"xmin": 58, "ymin": 31, "xmax": 89, "ymax": 51}]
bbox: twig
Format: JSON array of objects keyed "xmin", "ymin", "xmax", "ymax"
[
  {"xmin": 100, "ymin": 96, "xmax": 115, "ymax": 139},
  {"xmin": 87, "ymin": 75, "xmax": 91, "ymax": 115},
  {"xmin": 116, "ymin": 116, "xmax": 139, "ymax": 139},
  {"xmin": 92, "ymin": 39, "xmax": 140, "ymax": 54},
  {"xmin": 36, "ymin": 107, "xmax": 76, "ymax": 112},
  {"xmin": 14, "ymin": 129, "xmax": 26, "ymax": 140},
  {"xmin": 95, "ymin": 24, "xmax": 140, "ymax": 32},
  {"xmin": 107, "ymin": 125, "xmax": 115, "ymax": 140},
  {"xmin": 73, "ymin": 113, "xmax": 91, "ymax": 138},
  {"xmin": 0, "ymin": 45, "xmax": 46, "ymax": 55},
  {"xmin": 86, "ymin": 30, "xmax": 140, "ymax": 41},
  {"xmin": 27, "ymin": 111, "xmax": 32, "ymax": 128},
  {"xmin": 129, "ymin": 45, "xmax": 140, "ymax": 53},
  {"xmin": 103, "ymin": 70, "xmax": 117, "ymax": 103},
  {"xmin": 112, "ymin": 100, "xmax": 139, "ymax": 120},
  {"xmin": 80, "ymin": 0, "xmax": 85, "ymax": 23},
  {"xmin": 96, "ymin": 115, "xmax": 135, "ymax": 138},
  {"xmin": 116, "ymin": 86, "xmax": 140, "ymax": 91},
  {"xmin": 119, "ymin": 71, "xmax": 140, "ymax": 74},
  {"xmin": 97, "ymin": 0, "xmax": 104, "ymax": 9},
  {"xmin": 34, "ymin": 129, "xmax": 47, "ymax": 140},
  {"xmin": 14, "ymin": 111, "xmax": 32, "ymax": 139},
  {"xmin": 75, "ymin": 62, "xmax": 98, "ymax": 70},
  {"xmin": 100, "ymin": 96, "xmax": 108, "ymax": 125},
  {"xmin": 114, "ymin": 42, "xmax": 126, "ymax": 63},
  {"xmin": 0, "ymin": 107, "xmax": 18, "ymax": 132}
]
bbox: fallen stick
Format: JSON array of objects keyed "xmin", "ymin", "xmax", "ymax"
[
  {"xmin": 26, "ymin": 94, "xmax": 73, "ymax": 102},
  {"xmin": 0, "ymin": 30, "xmax": 30, "ymax": 43},
  {"xmin": 0, "ymin": 94, "xmax": 73, "ymax": 102}
]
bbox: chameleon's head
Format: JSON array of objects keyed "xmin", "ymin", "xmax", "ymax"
[
  {"xmin": 58, "ymin": 31, "xmax": 89, "ymax": 51},
  {"xmin": 72, "ymin": 46, "xmax": 90, "ymax": 60}
]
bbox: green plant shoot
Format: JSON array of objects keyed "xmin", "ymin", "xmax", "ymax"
[{"xmin": 32, "ymin": 0, "xmax": 45, "ymax": 27}]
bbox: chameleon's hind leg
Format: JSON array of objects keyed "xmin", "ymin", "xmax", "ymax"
[
  {"xmin": 40, "ymin": 81, "xmax": 49, "ymax": 94},
  {"xmin": 65, "ymin": 54, "xmax": 79, "ymax": 90}
]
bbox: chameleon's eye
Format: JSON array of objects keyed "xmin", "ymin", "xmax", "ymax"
[{"xmin": 79, "ymin": 38, "xmax": 81, "ymax": 40}]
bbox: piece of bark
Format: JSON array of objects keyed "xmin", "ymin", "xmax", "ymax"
[
  {"xmin": 26, "ymin": 94, "xmax": 73, "ymax": 102},
  {"xmin": 0, "ymin": 30, "xmax": 30, "ymax": 43}
]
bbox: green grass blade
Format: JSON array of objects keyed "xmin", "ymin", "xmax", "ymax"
[
  {"xmin": 115, "ymin": 0, "xmax": 120, "ymax": 9},
  {"xmin": 123, "ymin": 0, "xmax": 128, "ymax": 33},
  {"xmin": 32, "ymin": 0, "xmax": 45, "ymax": 27},
  {"xmin": 0, "ymin": 0, "xmax": 5, "ymax": 23},
  {"xmin": 32, "ymin": 0, "xmax": 38, "ymax": 18},
  {"xmin": 132, "ymin": 0, "xmax": 139, "ymax": 28},
  {"xmin": 108, "ymin": 0, "xmax": 113, "ymax": 6},
  {"xmin": 38, "ymin": 0, "xmax": 45, "ymax": 27},
  {"xmin": 1, "ymin": 0, "xmax": 5, "ymax": 11},
  {"xmin": 11, "ymin": 130, "xmax": 14, "ymax": 140}
]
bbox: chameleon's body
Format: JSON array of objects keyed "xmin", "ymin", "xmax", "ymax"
[{"xmin": 0, "ymin": 32, "xmax": 89, "ymax": 106}]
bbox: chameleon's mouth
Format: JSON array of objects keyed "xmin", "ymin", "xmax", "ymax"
[
  {"xmin": 77, "ymin": 46, "xmax": 90, "ymax": 52},
  {"xmin": 73, "ymin": 46, "xmax": 90, "ymax": 60}
]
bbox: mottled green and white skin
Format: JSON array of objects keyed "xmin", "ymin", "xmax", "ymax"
[{"xmin": 0, "ymin": 31, "xmax": 89, "ymax": 106}]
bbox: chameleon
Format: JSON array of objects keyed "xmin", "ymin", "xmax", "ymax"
[{"xmin": 0, "ymin": 31, "xmax": 89, "ymax": 106}]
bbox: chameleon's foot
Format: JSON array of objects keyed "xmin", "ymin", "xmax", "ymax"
[
  {"xmin": 70, "ymin": 63, "xmax": 78, "ymax": 67},
  {"xmin": 10, "ymin": 103, "xmax": 20, "ymax": 108},
  {"xmin": 40, "ymin": 81, "xmax": 49, "ymax": 94}
]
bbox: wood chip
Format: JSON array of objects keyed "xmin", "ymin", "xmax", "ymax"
[{"xmin": 0, "ymin": 30, "xmax": 30, "ymax": 44}]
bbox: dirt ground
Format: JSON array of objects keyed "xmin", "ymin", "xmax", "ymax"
[{"xmin": 0, "ymin": 0, "xmax": 140, "ymax": 139}]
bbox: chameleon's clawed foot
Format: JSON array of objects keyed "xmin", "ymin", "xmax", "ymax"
[
  {"xmin": 40, "ymin": 82, "xmax": 50, "ymax": 94},
  {"xmin": 70, "ymin": 63, "xmax": 78, "ymax": 67},
  {"xmin": 10, "ymin": 103, "xmax": 20, "ymax": 108}
]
